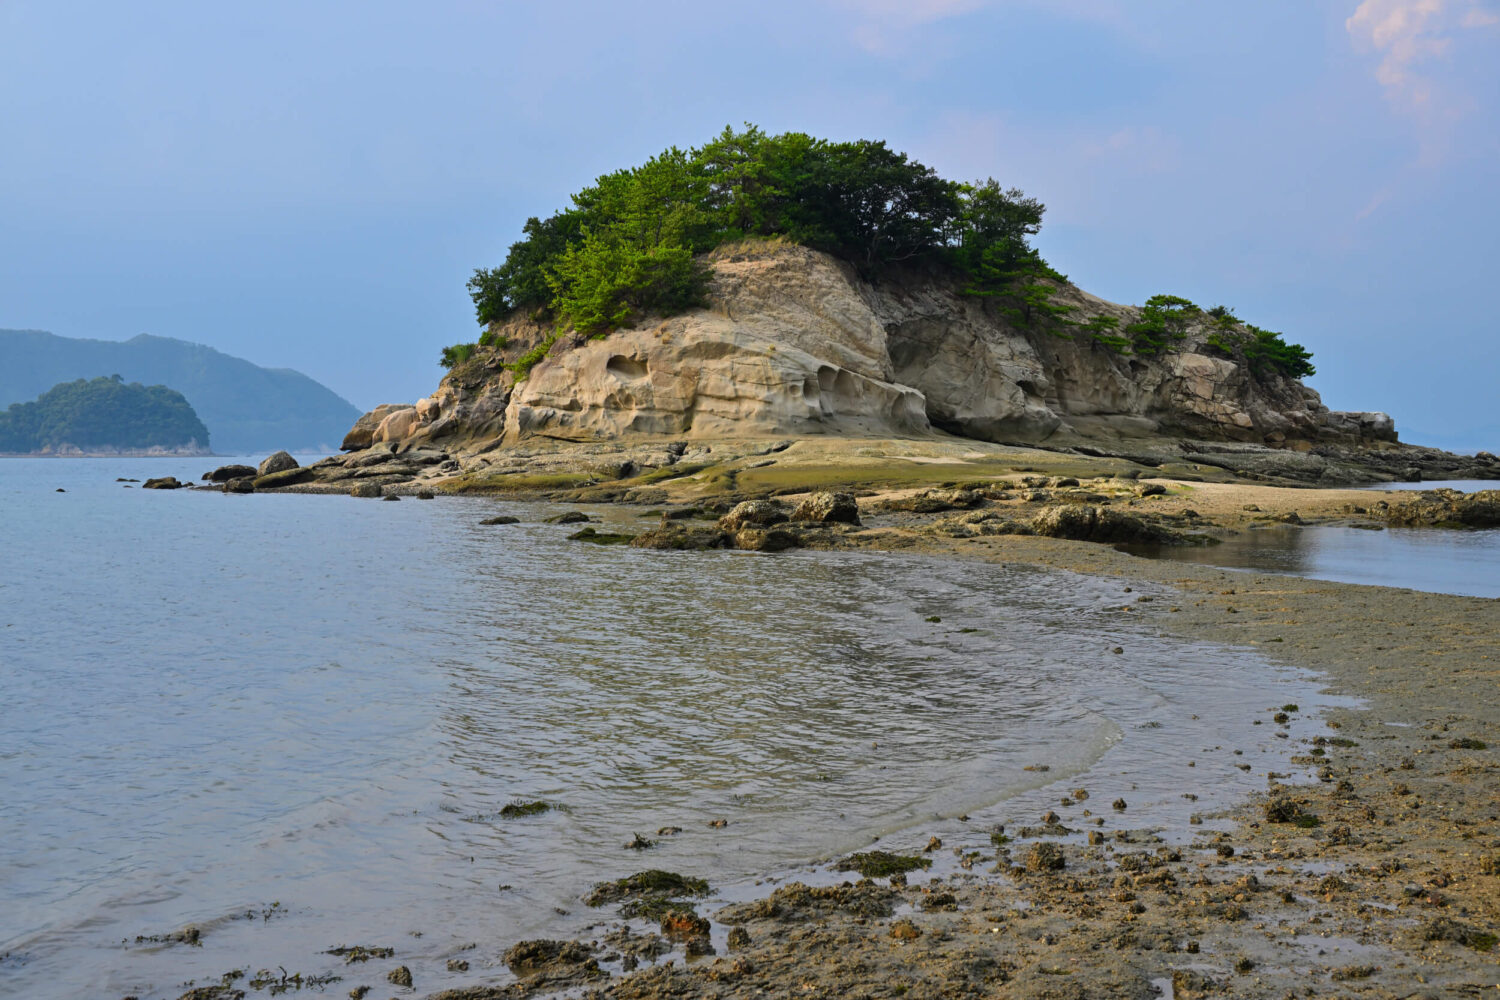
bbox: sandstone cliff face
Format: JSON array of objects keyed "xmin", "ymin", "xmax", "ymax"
[{"xmin": 349, "ymin": 243, "xmax": 1391, "ymax": 456}]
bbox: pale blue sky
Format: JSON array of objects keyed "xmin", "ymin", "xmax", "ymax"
[{"xmin": 2, "ymin": 1, "xmax": 1496, "ymax": 449}]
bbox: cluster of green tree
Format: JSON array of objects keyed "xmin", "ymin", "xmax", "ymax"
[
  {"xmin": 0, "ymin": 375, "xmax": 210, "ymax": 453},
  {"xmin": 452, "ymin": 125, "xmax": 1315, "ymax": 384},
  {"xmin": 453, "ymin": 125, "xmax": 1056, "ymax": 372}
]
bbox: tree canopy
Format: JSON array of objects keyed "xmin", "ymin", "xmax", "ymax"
[
  {"xmin": 460, "ymin": 125, "xmax": 1314, "ymax": 384},
  {"xmin": 467, "ymin": 125, "xmax": 1056, "ymax": 339},
  {"xmin": 0, "ymin": 375, "xmax": 210, "ymax": 453}
]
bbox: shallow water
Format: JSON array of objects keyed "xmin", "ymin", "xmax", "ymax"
[
  {"xmin": 2, "ymin": 457, "xmax": 1346, "ymax": 998},
  {"xmin": 1122, "ymin": 524, "xmax": 1500, "ymax": 599},
  {"xmin": 1363, "ymin": 479, "xmax": 1497, "ymax": 492}
]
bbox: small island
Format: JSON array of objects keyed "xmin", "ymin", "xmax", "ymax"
[{"xmin": 0, "ymin": 374, "xmax": 211, "ymax": 456}]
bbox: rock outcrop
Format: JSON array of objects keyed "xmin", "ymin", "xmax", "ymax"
[
  {"xmin": 355, "ymin": 245, "xmax": 1396, "ymax": 458},
  {"xmin": 269, "ymin": 243, "xmax": 1497, "ymax": 492}
]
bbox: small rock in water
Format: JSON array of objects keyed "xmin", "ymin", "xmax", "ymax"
[
  {"xmin": 387, "ymin": 964, "xmax": 413, "ymax": 987},
  {"xmin": 1112, "ymin": 798, "xmax": 1128, "ymax": 811},
  {"xmin": 480, "ymin": 515, "xmax": 520, "ymax": 525},
  {"xmin": 382, "ymin": 494, "xmax": 401, "ymax": 501},
  {"xmin": 624, "ymin": 832, "xmax": 656, "ymax": 850},
  {"xmin": 925, "ymin": 836, "xmax": 942, "ymax": 852},
  {"xmin": 708, "ymin": 818, "xmax": 728, "ymax": 828}
]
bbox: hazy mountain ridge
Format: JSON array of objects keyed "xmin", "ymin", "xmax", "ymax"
[{"xmin": 0, "ymin": 329, "xmax": 360, "ymax": 453}]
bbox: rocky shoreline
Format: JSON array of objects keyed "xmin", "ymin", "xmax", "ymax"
[{"xmin": 145, "ymin": 470, "xmax": 1499, "ymax": 1000}]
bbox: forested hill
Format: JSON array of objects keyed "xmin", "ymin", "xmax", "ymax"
[
  {"xmin": 0, "ymin": 376, "xmax": 210, "ymax": 455},
  {"xmin": 0, "ymin": 329, "xmax": 360, "ymax": 453}
]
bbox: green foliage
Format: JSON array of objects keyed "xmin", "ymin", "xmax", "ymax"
[
  {"xmin": 477, "ymin": 329, "xmax": 508, "ymax": 349},
  {"xmin": 547, "ymin": 237, "xmax": 708, "ymax": 336},
  {"xmin": 1082, "ymin": 315, "xmax": 1130, "ymax": 351},
  {"xmin": 1124, "ymin": 294, "xmax": 1200, "ymax": 356},
  {"xmin": 1205, "ymin": 324, "xmax": 1316, "ymax": 379},
  {"xmin": 1243, "ymin": 326, "xmax": 1316, "ymax": 378},
  {"xmin": 508, "ymin": 332, "xmax": 561, "ymax": 380},
  {"xmin": 0, "ymin": 375, "xmax": 210, "ymax": 453},
  {"xmin": 439, "ymin": 342, "xmax": 477, "ymax": 369},
  {"xmin": 467, "ymin": 125, "xmax": 1057, "ymax": 337}
]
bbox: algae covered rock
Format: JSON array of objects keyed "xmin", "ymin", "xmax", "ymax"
[
  {"xmin": 733, "ymin": 526, "xmax": 800, "ymax": 552},
  {"xmin": 790, "ymin": 490, "xmax": 860, "ymax": 525},
  {"xmin": 1031, "ymin": 504, "xmax": 1184, "ymax": 545},
  {"xmin": 878, "ymin": 489, "xmax": 981, "ymax": 514},
  {"xmin": 349, "ymin": 482, "xmax": 382, "ymax": 498},
  {"xmin": 1384, "ymin": 489, "xmax": 1500, "ymax": 528},
  {"xmin": 630, "ymin": 525, "xmax": 731, "ymax": 550},
  {"xmin": 142, "ymin": 476, "xmax": 183, "ymax": 489},
  {"xmin": 718, "ymin": 499, "xmax": 789, "ymax": 532},
  {"xmin": 502, "ymin": 939, "xmax": 602, "ymax": 980}
]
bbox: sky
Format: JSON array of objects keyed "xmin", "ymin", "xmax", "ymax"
[{"xmin": 2, "ymin": 0, "xmax": 1496, "ymax": 450}]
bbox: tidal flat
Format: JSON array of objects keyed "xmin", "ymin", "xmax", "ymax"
[{"xmin": 2, "ymin": 457, "xmax": 1497, "ymax": 999}]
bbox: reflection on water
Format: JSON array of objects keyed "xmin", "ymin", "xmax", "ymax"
[
  {"xmin": 1, "ymin": 457, "xmax": 1343, "ymax": 998},
  {"xmin": 1123, "ymin": 524, "xmax": 1500, "ymax": 599}
]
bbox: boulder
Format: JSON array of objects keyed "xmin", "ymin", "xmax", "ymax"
[
  {"xmin": 223, "ymin": 478, "xmax": 255, "ymax": 494},
  {"xmin": 257, "ymin": 451, "xmax": 298, "ymax": 476},
  {"xmin": 790, "ymin": 491, "xmax": 861, "ymax": 525},
  {"xmin": 1031, "ymin": 504, "xmax": 1184, "ymax": 545},
  {"xmin": 718, "ymin": 499, "xmax": 789, "ymax": 532},
  {"xmin": 734, "ymin": 526, "xmax": 801, "ymax": 552},
  {"xmin": 142, "ymin": 477, "xmax": 182, "ymax": 490},
  {"xmin": 350, "ymin": 482, "xmax": 383, "ymax": 498},
  {"xmin": 205, "ymin": 464, "xmax": 256, "ymax": 482},
  {"xmin": 340, "ymin": 403, "xmax": 408, "ymax": 451},
  {"xmin": 480, "ymin": 515, "xmax": 520, "ymax": 525},
  {"xmin": 252, "ymin": 466, "xmax": 316, "ymax": 489},
  {"xmin": 631, "ymin": 525, "xmax": 732, "ymax": 550}
]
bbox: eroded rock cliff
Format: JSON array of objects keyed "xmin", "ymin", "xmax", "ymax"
[{"xmin": 353, "ymin": 243, "xmax": 1394, "ymax": 464}]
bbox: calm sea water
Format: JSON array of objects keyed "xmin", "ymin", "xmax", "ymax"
[
  {"xmin": 1364, "ymin": 479, "xmax": 1497, "ymax": 492},
  {"xmin": 1126, "ymin": 525, "xmax": 1500, "ymax": 599},
  {"xmin": 2, "ymin": 457, "xmax": 1350, "ymax": 999}
]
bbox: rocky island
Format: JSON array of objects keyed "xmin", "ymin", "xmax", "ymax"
[
  {"xmin": 0, "ymin": 374, "xmax": 210, "ymax": 456},
  {"xmin": 232, "ymin": 127, "xmax": 1490, "ymax": 512}
]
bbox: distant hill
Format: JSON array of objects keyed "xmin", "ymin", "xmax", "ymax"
[
  {"xmin": 0, "ymin": 375, "xmax": 211, "ymax": 455},
  {"xmin": 0, "ymin": 329, "xmax": 361, "ymax": 454}
]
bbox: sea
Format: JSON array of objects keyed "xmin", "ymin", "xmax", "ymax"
[
  {"xmin": 3, "ymin": 454, "xmax": 1441, "ymax": 999},
  {"xmin": 1127, "ymin": 480, "xmax": 1500, "ymax": 599}
]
